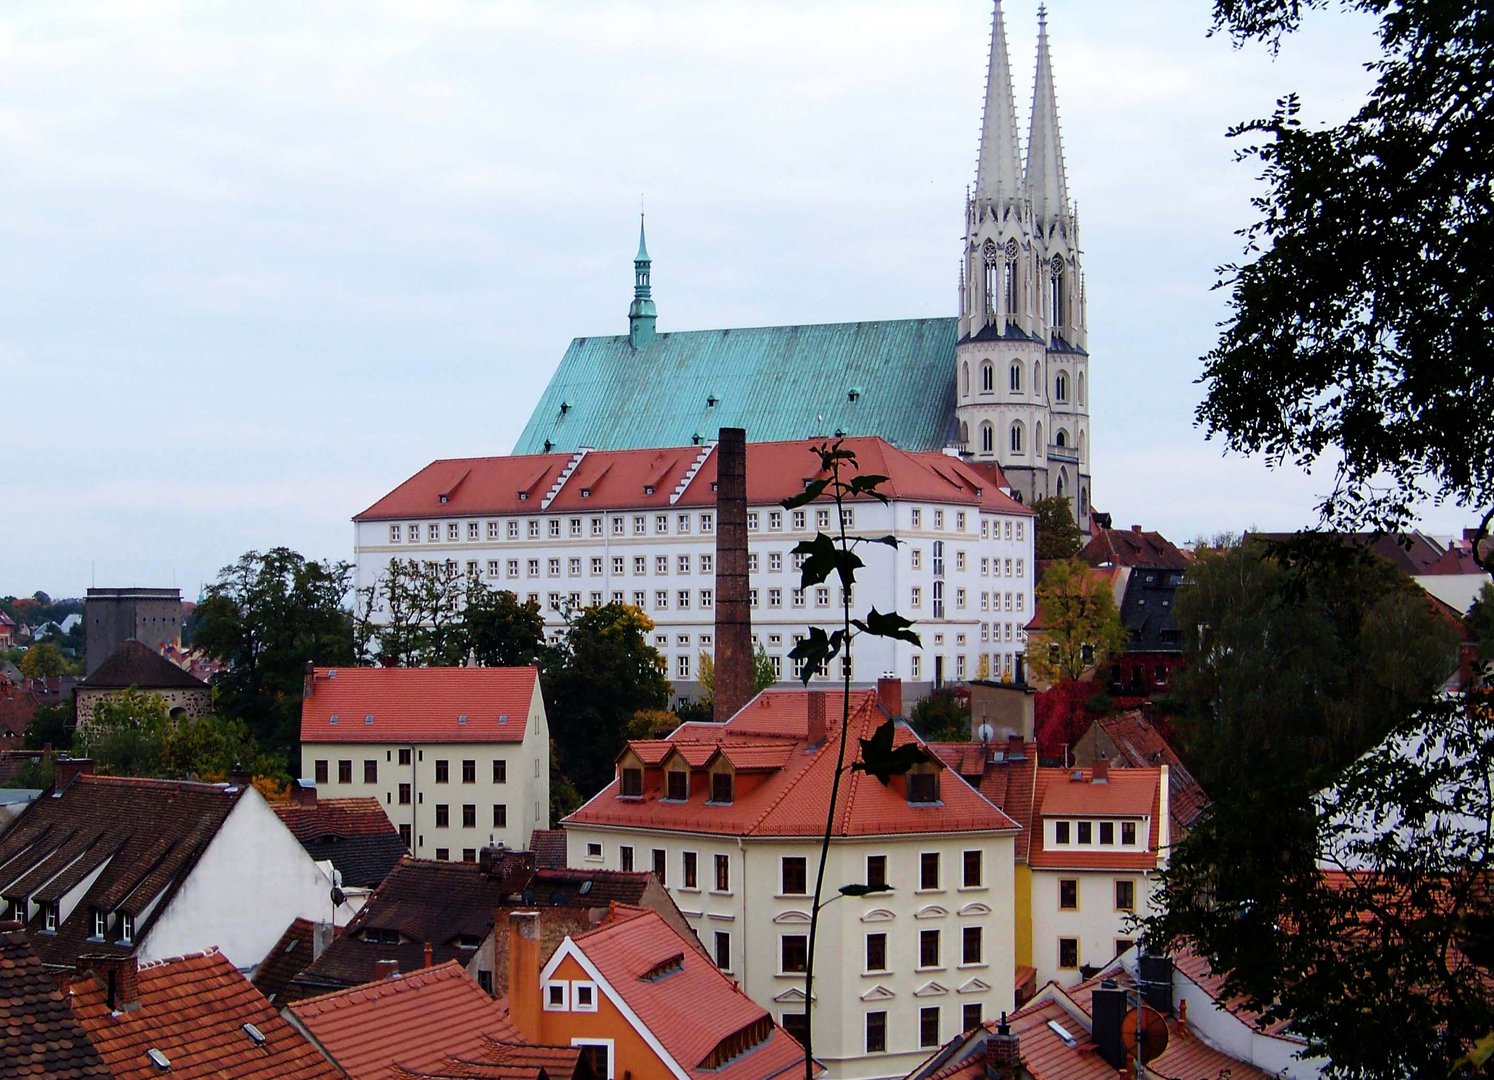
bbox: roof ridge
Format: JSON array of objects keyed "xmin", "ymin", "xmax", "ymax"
[{"xmin": 137, "ymin": 946, "xmax": 221, "ymax": 972}]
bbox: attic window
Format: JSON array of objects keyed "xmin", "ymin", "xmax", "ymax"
[
  {"xmin": 709, "ymin": 772, "xmax": 734, "ymax": 805},
  {"xmin": 364, "ymin": 714, "xmax": 374, "ymax": 725},
  {"xmin": 117, "ymin": 912, "xmax": 134, "ymax": 944},
  {"xmin": 439, "ymin": 495, "xmax": 449, "ymax": 504},
  {"xmin": 581, "ymin": 488, "xmax": 591, "ymax": 498},
  {"xmin": 642, "ymin": 951, "xmax": 686, "ymax": 981},
  {"xmin": 665, "ymin": 769, "xmax": 688, "ymax": 801},
  {"xmin": 519, "ymin": 492, "xmax": 528, "ymax": 501},
  {"xmin": 329, "ymin": 714, "xmax": 339, "ymax": 725},
  {"xmin": 644, "ymin": 485, "xmax": 655, "ymax": 496},
  {"xmin": 241, "ymin": 1023, "xmax": 266, "ymax": 1047},
  {"xmin": 457, "ymin": 714, "xmax": 468, "ymax": 725},
  {"xmin": 147, "ymin": 1048, "xmax": 171, "ymax": 1070},
  {"xmin": 620, "ymin": 767, "xmax": 643, "ymax": 798},
  {"xmin": 91, "ymin": 910, "xmax": 106, "ymax": 940},
  {"xmin": 907, "ymin": 768, "xmax": 940, "ymax": 805}
]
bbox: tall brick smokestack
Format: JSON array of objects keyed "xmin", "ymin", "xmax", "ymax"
[{"xmin": 714, "ymin": 428, "xmax": 753, "ymax": 723}]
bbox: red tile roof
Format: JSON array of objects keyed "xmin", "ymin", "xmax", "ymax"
[
  {"xmin": 566, "ymin": 906, "xmax": 807, "ymax": 1079},
  {"xmin": 390, "ymin": 1037, "xmax": 584, "ymax": 1078},
  {"xmin": 251, "ymin": 917, "xmax": 321, "ymax": 1006},
  {"xmin": 0, "ymin": 774, "xmax": 245, "ymax": 968},
  {"xmin": 566, "ymin": 689, "xmax": 1020, "ymax": 838},
  {"xmin": 1078, "ymin": 527, "xmax": 1191, "ymax": 570},
  {"xmin": 301, "ymin": 666, "xmax": 538, "ymax": 745},
  {"xmin": 354, "ymin": 437, "xmax": 1030, "ymax": 522},
  {"xmin": 1029, "ymin": 766, "xmax": 1164, "ymax": 871},
  {"xmin": 928, "ymin": 740, "xmax": 1039, "ymax": 860},
  {"xmin": 271, "ymin": 796, "xmax": 406, "ymax": 888},
  {"xmin": 526, "ymin": 829, "xmax": 567, "ymax": 869},
  {"xmin": 1089, "ymin": 710, "xmax": 1210, "ymax": 833},
  {"xmin": 71, "ymin": 948, "xmax": 341, "ymax": 1079},
  {"xmin": 290, "ymin": 961, "xmax": 522, "ymax": 1079},
  {"xmin": 0, "ymin": 927, "xmax": 110, "ymax": 1079}
]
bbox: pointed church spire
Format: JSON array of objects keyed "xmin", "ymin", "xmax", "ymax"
[
  {"xmin": 974, "ymin": 0, "xmax": 1023, "ymax": 210},
  {"xmin": 628, "ymin": 213, "xmax": 656, "ymax": 348},
  {"xmin": 1024, "ymin": 6, "xmax": 1070, "ymax": 227}
]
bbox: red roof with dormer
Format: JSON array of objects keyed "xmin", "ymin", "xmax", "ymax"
[
  {"xmin": 566, "ymin": 688, "xmax": 1020, "ymax": 839},
  {"xmin": 300, "ymin": 666, "xmax": 539, "ymax": 745},
  {"xmin": 1028, "ymin": 766, "xmax": 1165, "ymax": 871},
  {"xmin": 354, "ymin": 437, "xmax": 1031, "ymax": 522}
]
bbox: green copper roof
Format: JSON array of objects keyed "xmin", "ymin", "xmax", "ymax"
[{"xmin": 514, "ymin": 317, "xmax": 959, "ymax": 454}]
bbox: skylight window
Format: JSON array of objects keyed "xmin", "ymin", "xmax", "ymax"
[
  {"xmin": 147, "ymin": 1048, "xmax": 171, "ymax": 1069},
  {"xmin": 241, "ymin": 1022, "xmax": 266, "ymax": 1046}
]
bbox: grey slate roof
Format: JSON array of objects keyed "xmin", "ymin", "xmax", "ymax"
[
  {"xmin": 78, "ymin": 640, "xmax": 207, "ymax": 691},
  {"xmin": 513, "ymin": 317, "xmax": 960, "ymax": 454}
]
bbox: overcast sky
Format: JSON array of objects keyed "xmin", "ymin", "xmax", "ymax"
[{"xmin": 3, "ymin": 0, "xmax": 1454, "ymax": 600}]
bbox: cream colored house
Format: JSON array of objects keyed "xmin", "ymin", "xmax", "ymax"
[
  {"xmin": 563, "ymin": 682, "xmax": 1020, "ymax": 1080},
  {"xmin": 299, "ymin": 665, "xmax": 550, "ymax": 861}
]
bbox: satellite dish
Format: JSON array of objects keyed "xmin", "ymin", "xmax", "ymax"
[
  {"xmin": 977, "ymin": 723, "xmax": 995, "ymax": 745},
  {"xmin": 1121, "ymin": 1003, "xmax": 1169, "ymax": 1064},
  {"xmin": 330, "ymin": 887, "xmax": 346, "ymax": 907}
]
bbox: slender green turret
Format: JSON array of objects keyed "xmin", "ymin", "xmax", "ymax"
[{"xmin": 628, "ymin": 214, "xmax": 657, "ymax": 348}]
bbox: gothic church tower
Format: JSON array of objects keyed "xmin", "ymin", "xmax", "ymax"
[{"xmin": 956, "ymin": 2, "xmax": 1091, "ymax": 530}]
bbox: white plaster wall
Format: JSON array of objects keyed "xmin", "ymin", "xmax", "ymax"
[
  {"xmin": 1029, "ymin": 868, "xmax": 1157, "ymax": 989},
  {"xmin": 1172, "ymin": 971, "xmax": 1327, "ymax": 1079},
  {"xmin": 138, "ymin": 787, "xmax": 342, "ymax": 969},
  {"xmin": 354, "ymin": 497, "xmax": 1034, "ymax": 698}
]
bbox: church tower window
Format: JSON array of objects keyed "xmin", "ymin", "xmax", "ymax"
[
  {"xmin": 1036, "ymin": 421, "xmax": 1044, "ymax": 456},
  {"xmin": 982, "ymin": 239, "xmax": 999, "ymax": 319},
  {"xmin": 1078, "ymin": 371, "xmax": 1086, "ymax": 405},
  {"xmin": 980, "ymin": 422, "xmax": 994, "ymax": 455},
  {"xmin": 980, "ymin": 361, "xmax": 994, "ymax": 393},
  {"xmin": 1049, "ymin": 256, "xmax": 1065, "ymax": 329},
  {"xmin": 1010, "ymin": 422, "xmax": 1024, "ymax": 455},
  {"xmin": 1055, "ymin": 372, "xmax": 1069, "ymax": 402},
  {"xmin": 961, "ymin": 362, "xmax": 970, "ymax": 397},
  {"xmin": 1055, "ymin": 428, "xmax": 1067, "ymax": 449},
  {"xmin": 1009, "ymin": 362, "xmax": 1022, "ymax": 392}
]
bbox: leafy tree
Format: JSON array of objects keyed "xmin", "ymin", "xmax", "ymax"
[
  {"xmin": 1032, "ymin": 495, "xmax": 1083, "ymax": 560},
  {"xmin": 192, "ymin": 548, "xmax": 354, "ymax": 765},
  {"xmin": 19, "ymin": 641, "xmax": 67, "ymax": 678},
  {"xmin": 1468, "ymin": 582, "xmax": 1494, "ymax": 665},
  {"xmin": 357, "ymin": 561, "xmax": 546, "ymax": 668},
  {"xmin": 909, "ymin": 687, "xmax": 970, "ymax": 743},
  {"xmin": 1025, "ymin": 558, "xmax": 1128, "ymax": 685},
  {"xmin": 1145, "ymin": 537, "xmax": 1467, "ymax": 1076},
  {"xmin": 77, "ymin": 688, "xmax": 170, "ymax": 777},
  {"xmin": 1195, "ymin": 0, "xmax": 1494, "ymax": 561},
  {"xmin": 23, "ymin": 700, "xmax": 73, "ymax": 751},
  {"xmin": 692, "ymin": 644, "xmax": 778, "ymax": 720},
  {"xmin": 541, "ymin": 603, "xmax": 670, "ymax": 800}
]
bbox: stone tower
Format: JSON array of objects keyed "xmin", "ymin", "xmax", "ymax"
[{"xmin": 955, "ymin": 2, "xmax": 1091, "ymax": 530}]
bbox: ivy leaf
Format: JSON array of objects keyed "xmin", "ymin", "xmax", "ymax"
[
  {"xmin": 788, "ymin": 627, "xmax": 843, "ymax": 684},
  {"xmin": 782, "ymin": 478, "xmax": 830, "ymax": 511},
  {"xmin": 852, "ymin": 718, "xmax": 931, "ymax": 785},
  {"xmin": 847, "ymin": 474, "xmax": 891, "ymax": 504},
  {"xmin": 793, "ymin": 534, "xmax": 865, "ymax": 589},
  {"xmin": 851, "ymin": 608, "xmax": 921, "ymax": 646}
]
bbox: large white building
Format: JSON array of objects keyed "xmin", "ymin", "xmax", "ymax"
[
  {"xmin": 298, "ymin": 665, "xmax": 551, "ymax": 861},
  {"xmin": 353, "ymin": 436, "xmax": 1035, "ymax": 699},
  {"xmin": 563, "ymin": 682, "xmax": 1021, "ymax": 1080}
]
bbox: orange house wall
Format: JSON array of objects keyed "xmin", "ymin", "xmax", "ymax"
[{"xmin": 537, "ymin": 954, "xmax": 676, "ymax": 1080}]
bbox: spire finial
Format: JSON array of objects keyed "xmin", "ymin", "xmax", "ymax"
[
  {"xmin": 1025, "ymin": 4, "xmax": 1070, "ymax": 226},
  {"xmin": 629, "ymin": 211, "xmax": 657, "ymax": 348},
  {"xmin": 636, "ymin": 210, "xmax": 650, "ymax": 263},
  {"xmin": 974, "ymin": 0, "xmax": 1023, "ymax": 210}
]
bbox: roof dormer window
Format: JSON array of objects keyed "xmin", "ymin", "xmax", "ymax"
[
  {"xmin": 709, "ymin": 771, "xmax": 734, "ymax": 805},
  {"xmin": 620, "ymin": 767, "xmax": 643, "ymax": 799},
  {"xmin": 117, "ymin": 912, "xmax": 134, "ymax": 944},
  {"xmin": 665, "ymin": 769, "xmax": 688, "ymax": 801},
  {"xmin": 907, "ymin": 768, "xmax": 940, "ymax": 805},
  {"xmin": 91, "ymin": 909, "xmax": 106, "ymax": 940}
]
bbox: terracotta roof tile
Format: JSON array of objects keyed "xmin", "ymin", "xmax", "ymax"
[
  {"xmin": 0, "ymin": 927, "xmax": 110, "ymax": 1079},
  {"xmin": 301, "ymin": 666, "xmax": 539, "ymax": 745},
  {"xmin": 569, "ymin": 907, "xmax": 807, "ymax": 1079},
  {"xmin": 928, "ymin": 740, "xmax": 1038, "ymax": 860},
  {"xmin": 291, "ymin": 961, "xmax": 520, "ymax": 1079},
  {"xmin": 567, "ymin": 690, "xmax": 1020, "ymax": 839},
  {"xmin": 526, "ymin": 829, "xmax": 567, "ymax": 869},
  {"xmin": 251, "ymin": 917, "xmax": 320, "ymax": 1006},
  {"xmin": 1029, "ymin": 767, "xmax": 1164, "ymax": 872},
  {"xmin": 272, "ymin": 797, "xmax": 406, "ymax": 888},
  {"xmin": 1091, "ymin": 711, "xmax": 1210, "ymax": 833},
  {"xmin": 71, "ymin": 948, "xmax": 341, "ymax": 1078},
  {"xmin": 354, "ymin": 437, "xmax": 1030, "ymax": 522},
  {"xmin": 391, "ymin": 1036, "xmax": 584, "ymax": 1078},
  {"xmin": 1078, "ymin": 527, "xmax": 1191, "ymax": 570},
  {"xmin": 0, "ymin": 774, "xmax": 245, "ymax": 968}
]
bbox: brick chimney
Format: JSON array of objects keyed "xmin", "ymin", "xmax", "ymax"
[
  {"xmin": 54, "ymin": 757, "xmax": 94, "ymax": 793},
  {"xmin": 228, "ymin": 763, "xmax": 253, "ymax": 789},
  {"xmin": 806, "ymin": 691, "xmax": 827, "ymax": 747},
  {"xmin": 80, "ymin": 954, "xmax": 140, "ymax": 1013},
  {"xmin": 1092, "ymin": 756, "xmax": 1109, "ymax": 782},
  {"xmin": 291, "ymin": 779, "xmax": 318, "ymax": 807},
  {"xmin": 303, "ymin": 660, "xmax": 316, "ymax": 699},
  {"xmin": 985, "ymin": 1012, "xmax": 1020, "ymax": 1075},
  {"xmin": 876, "ymin": 676, "xmax": 903, "ymax": 718},
  {"xmin": 480, "ymin": 846, "xmax": 536, "ymax": 895},
  {"xmin": 374, "ymin": 958, "xmax": 399, "ymax": 980},
  {"xmin": 508, "ymin": 910, "xmax": 543, "ymax": 1042},
  {"xmin": 713, "ymin": 427, "xmax": 753, "ymax": 723},
  {"xmin": 423, "ymin": 942, "xmax": 433, "ymax": 968}
]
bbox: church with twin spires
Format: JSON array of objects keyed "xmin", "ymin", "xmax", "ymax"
[{"xmin": 515, "ymin": 1, "xmax": 1092, "ymax": 529}]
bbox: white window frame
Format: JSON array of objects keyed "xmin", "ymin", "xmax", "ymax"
[
  {"xmin": 544, "ymin": 980, "xmax": 570, "ymax": 1011},
  {"xmin": 571, "ymin": 980, "xmax": 599, "ymax": 1013}
]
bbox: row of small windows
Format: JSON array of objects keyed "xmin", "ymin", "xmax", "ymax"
[
  {"xmin": 1052, "ymin": 819, "xmax": 1141, "ymax": 846},
  {"xmin": 960, "ymin": 361, "xmax": 1086, "ymax": 405},
  {"xmin": 825, "ymin": 1004, "xmax": 981, "ymax": 1055}
]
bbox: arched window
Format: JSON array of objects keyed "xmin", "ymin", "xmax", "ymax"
[
  {"xmin": 1055, "ymin": 429, "xmax": 1067, "ymax": 449},
  {"xmin": 1010, "ymin": 422, "xmax": 1024, "ymax": 455},
  {"xmin": 1079, "ymin": 485, "xmax": 1089, "ymax": 516},
  {"xmin": 1056, "ymin": 469, "xmax": 1067, "ymax": 498},
  {"xmin": 980, "ymin": 422, "xmax": 994, "ymax": 454},
  {"xmin": 961, "ymin": 362, "xmax": 970, "ymax": 397},
  {"xmin": 1079, "ymin": 431, "xmax": 1087, "ymax": 463},
  {"xmin": 1033, "ymin": 362, "xmax": 1041, "ymax": 393},
  {"xmin": 1078, "ymin": 371, "xmax": 1086, "ymax": 406},
  {"xmin": 959, "ymin": 421, "xmax": 969, "ymax": 446},
  {"xmin": 1055, "ymin": 372, "xmax": 1069, "ymax": 403},
  {"xmin": 1049, "ymin": 256, "xmax": 1065, "ymax": 328},
  {"xmin": 980, "ymin": 361, "xmax": 994, "ymax": 393},
  {"xmin": 1036, "ymin": 421, "xmax": 1043, "ymax": 456},
  {"xmin": 1009, "ymin": 362, "xmax": 1022, "ymax": 392},
  {"xmin": 982, "ymin": 239, "xmax": 999, "ymax": 319}
]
